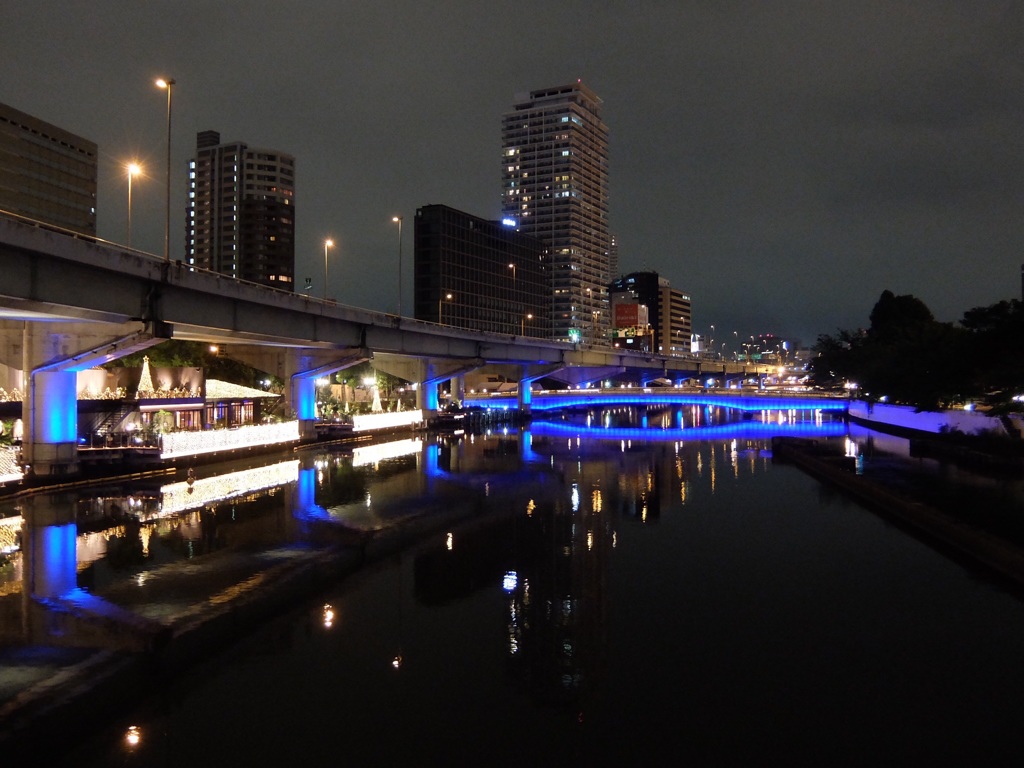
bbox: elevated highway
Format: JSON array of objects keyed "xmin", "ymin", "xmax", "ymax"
[{"xmin": 0, "ymin": 212, "xmax": 769, "ymax": 474}]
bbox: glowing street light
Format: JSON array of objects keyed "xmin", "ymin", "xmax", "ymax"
[
  {"xmin": 392, "ymin": 216, "xmax": 403, "ymax": 316},
  {"xmin": 323, "ymin": 238, "xmax": 334, "ymax": 300},
  {"xmin": 521, "ymin": 312, "xmax": 533, "ymax": 336},
  {"xmin": 438, "ymin": 292, "xmax": 452, "ymax": 324},
  {"xmin": 508, "ymin": 262, "xmax": 516, "ymax": 282},
  {"xmin": 155, "ymin": 77, "xmax": 175, "ymax": 262},
  {"xmin": 126, "ymin": 162, "xmax": 142, "ymax": 248}
]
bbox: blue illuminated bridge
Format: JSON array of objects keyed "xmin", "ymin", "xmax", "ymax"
[{"xmin": 467, "ymin": 389, "xmax": 848, "ymax": 413}]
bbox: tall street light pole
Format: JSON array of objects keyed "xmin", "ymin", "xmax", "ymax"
[
  {"xmin": 392, "ymin": 216, "xmax": 403, "ymax": 316},
  {"xmin": 521, "ymin": 313, "xmax": 532, "ymax": 336},
  {"xmin": 323, "ymin": 238, "xmax": 334, "ymax": 300},
  {"xmin": 438, "ymin": 292, "xmax": 451, "ymax": 324},
  {"xmin": 126, "ymin": 162, "xmax": 141, "ymax": 248},
  {"xmin": 155, "ymin": 77, "xmax": 175, "ymax": 262}
]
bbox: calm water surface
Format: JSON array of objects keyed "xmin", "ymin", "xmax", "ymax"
[{"xmin": 26, "ymin": 408, "xmax": 1024, "ymax": 766}]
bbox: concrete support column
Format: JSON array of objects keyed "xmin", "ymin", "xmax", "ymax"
[
  {"xmin": 22, "ymin": 326, "xmax": 78, "ymax": 477},
  {"xmin": 293, "ymin": 376, "xmax": 318, "ymax": 440},
  {"xmin": 417, "ymin": 376, "xmax": 440, "ymax": 417},
  {"xmin": 517, "ymin": 376, "xmax": 532, "ymax": 415},
  {"xmin": 454, "ymin": 375, "xmax": 466, "ymax": 406}
]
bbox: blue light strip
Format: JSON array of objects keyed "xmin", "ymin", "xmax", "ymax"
[{"xmin": 473, "ymin": 392, "xmax": 846, "ymax": 413}]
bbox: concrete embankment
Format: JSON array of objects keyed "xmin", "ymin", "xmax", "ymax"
[{"xmin": 772, "ymin": 436, "xmax": 1024, "ymax": 592}]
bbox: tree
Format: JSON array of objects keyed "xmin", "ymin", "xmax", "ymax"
[{"xmin": 810, "ymin": 290, "xmax": 974, "ymax": 409}]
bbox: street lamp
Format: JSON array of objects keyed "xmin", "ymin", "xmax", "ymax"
[
  {"xmin": 323, "ymin": 239, "xmax": 334, "ymax": 300},
  {"xmin": 508, "ymin": 262, "xmax": 516, "ymax": 282},
  {"xmin": 438, "ymin": 292, "xmax": 452, "ymax": 324},
  {"xmin": 126, "ymin": 162, "xmax": 141, "ymax": 248},
  {"xmin": 521, "ymin": 313, "xmax": 533, "ymax": 335},
  {"xmin": 392, "ymin": 216, "xmax": 403, "ymax": 316},
  {"xmin": 155, "ymin": 77, "xmax": 174, "ymax": 262}
]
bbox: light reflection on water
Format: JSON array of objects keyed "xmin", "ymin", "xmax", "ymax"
[{"xmin": 11, "ymin": 408, "xmax": 1024, "ymax": 765}]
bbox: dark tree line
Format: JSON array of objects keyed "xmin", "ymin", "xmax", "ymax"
[{"xmin": 809, "ymin": 290, "xmax": 1024, "ymax": 411}]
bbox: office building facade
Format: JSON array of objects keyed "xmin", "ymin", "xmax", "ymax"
[
  {"xmin": 501, "ymin": 82, "xmax": 610, "ymax": 343},
  {"xmin": 609, "ymin": 271, "xmax": 692, "ymax": 355},
  {"xmin": 187, "ymin": 130, "xmax": 295, "ymax": 289},
  {"xmin": 414, "ymin": 204, "xmax": 550, "ymax": 338},
  {"xmin": 0, "ymin": 101, "xmax": 97, "ymax": 235}
]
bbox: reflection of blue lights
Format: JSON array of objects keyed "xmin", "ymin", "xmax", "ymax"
[
  {"xmin": 474, "ymin": 393, "xmax": 846, "ymax": 413},
  {"xmin": 36, "ymin": 522, "xmax": 77, "ymax": 597},
  {"xmin": 424, "ymin": 443, "xmax": 441, "ymax": 478},
  {"xmin": 293, "ymin": 467, "xmax": 331, "ymax": 521},
  {"xmin": 528, "ymin": 419, "xmax": 847, "ymax": 442},
  {"xmin": 503, "ymin": 570, "xmax": 518, "ymax": 592}
]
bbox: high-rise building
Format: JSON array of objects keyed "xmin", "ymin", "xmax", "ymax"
[
  {"xmin": 608, "ymin": 271, "xmax": 692, "ymax": 356},
  {"xmin": 414, "ymin": 204, "xmax": 550, "ymax": 338},
  {"xmin": 0, "ymin": 101, "xmax": 97, "ymax": 235},
  {"xmin": 501, "ymin": 82, "xmax": 610, "ymax": 344},
  {"xmin": 187, "ymin": 130, "xmax": 295, "ymax": 289}
]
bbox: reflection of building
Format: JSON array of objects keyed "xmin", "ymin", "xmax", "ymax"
[
  {"xmin": 0, "ymin": 101, "xmax": 97, "ymax": 235},
  {"xmin": 413, "ymin": 204, "xmax": 550, "ymax": 337},
  {"xmin": 187, "ymin": 130, "xmax": 295, "ymax": 289},
  {"xmin": 502, "ymin": 82, "xmax": 610, "ymax": 344},
  {"xmin": 608, "ymin": 271, "xmax": 692, "ymax": 355}
]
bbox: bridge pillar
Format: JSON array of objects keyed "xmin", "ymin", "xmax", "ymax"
[
  {"xmin": 22, "ymin": 326, "xmax": 80, "ymax": 477},
  {"xmin": 417, "ymin": 376, "xmax": 440, "ymax": 415},
  {"xmin": 517, "ymin": 364, "xmax": 562, "ymax": 416},
  {"xmin": 517, "ymin": 380, "xmax": 532, "ymax": 414},
  {"xmin": 16, "ymin": 321, "xmax": 162, "ymax": 478},
  {"xmin": 286, "ymin": 348, "xmax": 370, "ymax": 441}
]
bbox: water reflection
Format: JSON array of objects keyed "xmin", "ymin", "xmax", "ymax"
[
  {"xmin": 27, "ymin": 406, "xmax": 1024, "ymax": 765},
  {"xmin": 0, "ymin": 409, "xmax": 844, "ymax": 654}
]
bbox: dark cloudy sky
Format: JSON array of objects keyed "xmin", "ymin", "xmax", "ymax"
[{"xmin": 4, "ymin": 1, "xmax": 1022, "ymax": 347}]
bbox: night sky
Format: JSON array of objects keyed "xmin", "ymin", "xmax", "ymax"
[{"xmin": 4, "ymin": 1, "xmax": 1022, "ymax": 348}]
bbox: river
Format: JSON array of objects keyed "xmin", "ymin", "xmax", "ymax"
[{"xmin": 8, "ymin": 405, "xmax": 1024, "ymax": 766}]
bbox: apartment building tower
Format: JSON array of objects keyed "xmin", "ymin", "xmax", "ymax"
[
  {"xmin": 501, "ymin": 82, "xmax": 610, "ymax": 343},
  {"xmin": 187, "ymin": 131, "xmax": 295, "ymax": 289}
]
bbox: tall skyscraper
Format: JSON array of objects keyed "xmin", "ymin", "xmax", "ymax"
[
  {"xmin": 501, "ymin": 82, "xmax": 610, "ymax": 344},
  {"xmin": 0, "ymin": 101, "xmax": 97, "ymax": 236},
  {"xmin": 187, "ymin": 130, "xmax": 295, "ymax": 289}
]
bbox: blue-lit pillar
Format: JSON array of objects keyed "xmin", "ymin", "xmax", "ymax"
[
  {"xmin": 22, "ymin": 327, "xmax": 79, "ymax": 477},
  {"xmin": 415, "ymin": 361, "xmax": 441, "ymax": 419},
  {"xmin": 518, "ymin": 366, "xmax": 533, "ymax": 416},
  {"xmin": 292, "ymin": 374, "xmax": 318, "ymax": 441}
]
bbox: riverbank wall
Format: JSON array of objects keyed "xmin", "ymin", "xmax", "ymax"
[
  {"xmin": 772, "ymin": 436, "xmax": 1024, "ymax": 593},
  {"xmin": 847, "ymin": 399, "xmax": 1020, "ymax": 437}
]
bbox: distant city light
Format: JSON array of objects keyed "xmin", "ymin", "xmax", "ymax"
[{"xmin": 501, "ymin": 217, "xmax": 517, "ymax": 227}]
